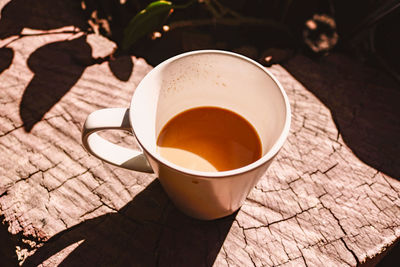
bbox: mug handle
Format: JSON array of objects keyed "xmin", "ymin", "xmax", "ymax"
[{"xmin": 81, "ymin": 108, "xmax": 153, "ymax": 173}]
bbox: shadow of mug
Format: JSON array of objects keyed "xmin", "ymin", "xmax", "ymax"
[{"xmin": 23, "ymin": 179, "xmax": 236, "ymax": 266}]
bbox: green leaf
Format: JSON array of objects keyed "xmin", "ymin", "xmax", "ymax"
[
  {"xmin": 122, "ymin": 0, "xmax": 196, "ymax": 50},
  {"xmin": 122, "ymin": 1, "xmax": 173, "ymax": 50}
]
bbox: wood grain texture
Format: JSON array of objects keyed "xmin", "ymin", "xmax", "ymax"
[{"xmin": 0, "ymin": 2, "xmax": 399, "ymax": 265}]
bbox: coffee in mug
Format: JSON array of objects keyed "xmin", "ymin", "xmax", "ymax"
[{"xmin": 157, "ymin": 106, "xmax": 262, "ymax": 172}]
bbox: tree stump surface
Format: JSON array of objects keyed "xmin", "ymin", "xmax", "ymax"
[{"xmin": 0, "ymin": 1, "xmax": 399, "ymax": 266}]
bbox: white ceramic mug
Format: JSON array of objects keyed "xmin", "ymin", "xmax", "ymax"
[{"xmin": 82, "ymin": 50, "xmax": 291, "ymax": 220}]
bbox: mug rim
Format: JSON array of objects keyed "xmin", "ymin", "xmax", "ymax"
[{"xmin": 130, "ymin": 49, "xmax": 291, "ymax": 178}]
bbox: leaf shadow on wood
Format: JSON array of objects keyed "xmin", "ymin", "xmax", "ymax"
[
  {"xmin": 108, "ymin": 55, "xmax": 134, "ymax": 82},
  {"xmin": 0, "ymin": 47, "xmax": 13, "ymax": 75},
  {"xmin": 283, "ymin": 54, "xmax": 400, "ymax": 179},
  {"xmin": 0, "ymin": 0, "xmax": 135, "ymax": 131},
  {"xmin": 23, "ymin": 179, "xmax": 235, "ymax": 266},
  {"xmin": 18, "ymin": 35, "xmax": 135, "ymax": 131},
  {"xmin": 19, "ymin": 36, "xmax": 91, "ymax": 132}
]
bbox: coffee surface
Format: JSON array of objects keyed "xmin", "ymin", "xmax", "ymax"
[{"xmin": 157, "ymin": 107, "xmax": 262, "ymax": 172}]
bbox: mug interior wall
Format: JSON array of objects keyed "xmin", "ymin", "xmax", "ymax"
[{"xmin": 152, "ymin": 52, "xmax": 287, "ymax": 156}]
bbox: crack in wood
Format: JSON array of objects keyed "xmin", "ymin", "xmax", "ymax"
[
  {"xmin": 322, "ymin": 163, "xmax": 339, "ymax": 174},
  {"xmin": 78, "ymin": 204, "xmax": 105, "ymax": 219},
  {"xmin": 242, "ymin": 204, "xmax": 319, "ymax": 232},
  {"xmin": 0, "ymin": 124, "xmax": 24, "ymax": 137},
  {"xmin": 0, "ymin": 190, "xmax": 8, "ymax": 198},
  {"xmin": 254, "ymin": 185, "xmax": 290, "ymax": 194},
  {"xmin": 274, "ymin": 256, "xmax": 305, "ymax": 267},
  {"xmin": 58, "ymin": 217, "xmax": 68, "ymax": 229},
  {"xmin": 320, "ymin": 202, "xmax": 347, "ymax": 236},
  {"xmin": 381, "ymin": 176, "xmax": 400, "ymax": 199},
  {"xmin": 297, "ymin": 246, "xmax": 309, "ymax": 267},
  {"xmin": 11, "ymin": 161, "xmax": 62, "ymax": 189},
  {"xmin": 235, "ymin": 219, "xmax": 258, "ymax": 267},
  {"xmin": 278, "ymin": 238, "xmax": 292, "ymax": 264},
  {"xmin": 45, "ymin": 169, "xmax": 90, "ymax": 193},
  {"xmin": 222, "ymin": 246, "xmax": 232, "ymax": 267},
  {"xmin": 340, "ymin": 237, "xmax": 360, "ymax": 266},
  {"xmin": 319, "ymin": 200, "xmax": 361, "ymax": 265},
  {"xmin": 248, "ymin": 253, "xmax": 257, "ymax": 267}
]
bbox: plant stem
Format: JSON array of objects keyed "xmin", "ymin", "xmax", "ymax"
[
  {"xmin": 169, "ymin": 16, "xmax": 292, "ymax": 34},
  {"xmin": 203, "ymin": 0, "xmax": 221, "ymax": 18},
  {"xmin": 213, "ymin": 0, "xmax": 243, "ymax": 19}
]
